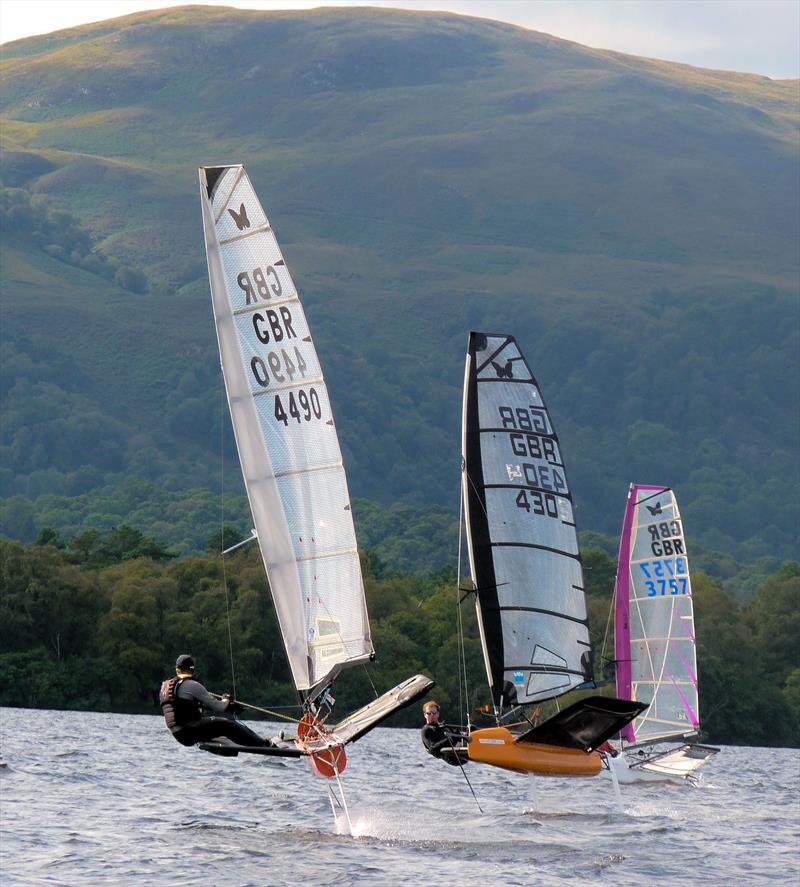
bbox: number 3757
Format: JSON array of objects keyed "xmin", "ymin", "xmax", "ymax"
[{"xmin": 640, "ymin": 559, "xmax": 688, "ymax": 595}]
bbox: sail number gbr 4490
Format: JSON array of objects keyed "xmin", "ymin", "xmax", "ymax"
[{"xmin": 240, "ymin": 297, "xmax": 326, "ymax": 428}]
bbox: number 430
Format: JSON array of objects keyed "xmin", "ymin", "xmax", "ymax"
[{"xmin": 516, "ymin": 489, "xmax": 558, "ymax": 517}]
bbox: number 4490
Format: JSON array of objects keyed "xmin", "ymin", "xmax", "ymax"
[{"xmin": 274, "ymin": 388, "xmax": 322, "ymax": 425}]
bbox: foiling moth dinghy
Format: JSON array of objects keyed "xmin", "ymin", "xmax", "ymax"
[
  {"xmin": 198, "ymin": 165, "xmax": 433, "ymax": 816},
  {"xmin": 460, "ymin": 332, "xmax": 645, "ymax": 777},
  {"xmin": 606, "ymin": 484, "xmax": 719, "ymax": 785}
]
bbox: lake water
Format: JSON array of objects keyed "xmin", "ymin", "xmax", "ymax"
[{"xmin": 1, "ymin": 707, "xmax": 798, "ymax": 886}]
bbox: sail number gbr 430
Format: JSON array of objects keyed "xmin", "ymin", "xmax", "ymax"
[{"xmin": 496, "ymin": 403, "xmax": 568, "ymax": 520}]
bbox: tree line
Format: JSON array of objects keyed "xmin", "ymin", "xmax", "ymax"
[{"xmin": 0, "ymin": 529, "xmax": 797, "ymax": 746}]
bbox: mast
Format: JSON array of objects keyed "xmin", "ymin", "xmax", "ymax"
[
  {"xmin": 614, "ymin": 484, "xmax": 637, "ymax": 743},
  {"xmin": 461, "ymin": 347, "xmax": 501, "ymax": 706},
  {"xmin": 461, "ymin": 332, "xmax": 593, "ymax": 713},
  {"xmin": 199, "ymin": 165, "xmax": 373, "ymax": 701}
]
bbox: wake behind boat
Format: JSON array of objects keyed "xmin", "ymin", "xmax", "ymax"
[
  {"xmin": 605, "ymin": 484, "xmax": 719, "ymax": 784},
  {"xmin": 198, "ymin": 165, "xmax": 433, "ymax": 788},
  {"xmin": 455, "ymin": 332, "xmax": 645, "ymax": 776}
]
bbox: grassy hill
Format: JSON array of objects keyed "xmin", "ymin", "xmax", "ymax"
[{"xmin": 1, "ymin": 6, "xmax": 798, "ymax": 561}]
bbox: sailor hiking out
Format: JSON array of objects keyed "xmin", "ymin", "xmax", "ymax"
[
  {"xmin": 160, "ymin": 654, "xmax": 274, "ymax": 755},
  {"xmin": 420, "ymin": 700, "xmax": 470, "ymax": 766}
]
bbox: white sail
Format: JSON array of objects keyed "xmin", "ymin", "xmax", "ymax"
[
  {"xmin": 618, "ymin": 485, "xmax": 699, "ymax": 745},
  {"xmin": 462, "ymin": 332, "xmax": 592, "ymax": 708},
  {"xmin": 199, "ymin": 165, "xmax": 373, "ymax": 696}
]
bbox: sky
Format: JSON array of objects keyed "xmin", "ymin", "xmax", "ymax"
[{"xmin": 0, "ymin": 0, "xmax": 798, "ymax": 78}]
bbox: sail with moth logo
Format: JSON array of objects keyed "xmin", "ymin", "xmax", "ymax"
[
  {"xmin": 457, "ymin": 332, "xmax": 645, "ymax": 777},
  {"xmin": 198, "ymin": 165, "xmax": 432, "ymax": 776},
  {"xmin": 605, "ymin": 484, "xmax": 718, "ymax": 784}
]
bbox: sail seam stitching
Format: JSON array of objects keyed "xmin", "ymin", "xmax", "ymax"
[
  {"xmin": 483, "ymin": 483, "xmax": 571, "ymax": 499},
  {"xmin": 476, "ymin": 377, "xmax": 537, "ymax": 385},
  {"xmin": 478, "ymin": 427, "xmax": 557, "ymax": 439},
  {"xmin": 252, "ymin": 375, "xmax": 326, "ymax": 395},
  {"xmin": 232, "ymin": 295, "xmax": 300, "ymax": 315},
  {"xmin": 296, "ymin": 547, "xmax": 358, "ymax": 563},
  {"xmin": 273, "ymin": 460, "xmax": 343, "ymax": 479},
  {"xmin": 220, "ymin": 223, "xmax": 272, "ymax": 245}
]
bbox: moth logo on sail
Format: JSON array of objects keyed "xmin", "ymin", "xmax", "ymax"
[
  {"xmin": 228, "ymin": 203, "xmax": 250, "ymax": 230},
  {"xmin": 492, "ymin": 359, "xmax": 514, "ymax": 379}
]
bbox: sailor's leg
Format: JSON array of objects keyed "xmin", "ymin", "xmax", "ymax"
[
  {"xmin": 192, "ymin": 717, "xmax": 273, "ymax": 747},
  {"xmin": 440, "ymin": 746, "xmax": 470, "ymax": 766}
]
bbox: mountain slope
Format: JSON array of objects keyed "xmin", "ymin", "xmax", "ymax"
[{"xmin": 1, "ymin": 6, "xmax": 797, "ymax": 558}]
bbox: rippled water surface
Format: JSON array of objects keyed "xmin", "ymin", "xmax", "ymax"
[{"xmin": 1, "ymin": 708, "xmax": 798, "ymax": 885}]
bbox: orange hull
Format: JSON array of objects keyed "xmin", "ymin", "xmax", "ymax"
[
  {"xmin": 297, "ymin": 713, "xmax": 347, "ymax": 778},
  {"xmin": 467, "ymin": 726, "xmax": 602, "ymax": 777}
]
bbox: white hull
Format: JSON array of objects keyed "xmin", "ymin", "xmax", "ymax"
[{"xmin": 602, "ymin": 743, "xmax": 718, "ymax": 786}]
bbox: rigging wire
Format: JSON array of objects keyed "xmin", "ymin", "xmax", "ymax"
[
  {"xmin": 446, "ymin": 733, "xmax": 483, "ymax": 814},
  {"xmin": 209, "ymin": 693, "xmax": 303, "ymax": 725},
  {"xmin": 600, "ymin": 582, "xmax": 616, "ymax": 672},
  {"xmin": 361, "ymin": 659, "xmax": 380, "ymax": 700},
  {"xmin": 219, "ymin": 367, "xmax": 237, "ymax": 700}
]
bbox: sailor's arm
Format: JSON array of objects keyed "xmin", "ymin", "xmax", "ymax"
[
  {"xmin": 178, "ymin": 679, "xmax": 228, "ymax": 713},
  {"xmin": 423, "ymin": 724, "xmax": 469, "ymax": 755}
]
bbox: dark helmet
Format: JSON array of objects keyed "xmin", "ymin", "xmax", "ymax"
[{"xmin": 175, "ymin": 654, "xmax": 195, "ymax": 675}]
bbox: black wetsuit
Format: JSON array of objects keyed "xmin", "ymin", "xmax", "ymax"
[
  {"xmin": 160, "ymin": 677, "xmax": 271, "ymax": 749},
  {"xmin": 421, "ymin": 722, "xmax": 469, "ymax": 766}
]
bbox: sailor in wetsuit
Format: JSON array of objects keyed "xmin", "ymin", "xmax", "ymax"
[
  {"xmin": 160, "ymin": 654, "xmax": 274, "ymax": 753},
  {"xmin": 420, "ymin": 700, "xmax": 470, "ymax": 766}
]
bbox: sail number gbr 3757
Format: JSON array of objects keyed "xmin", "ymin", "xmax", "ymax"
[{"xmin": 496, "ymin": 403, "xmax": 567, "ymax": 520}]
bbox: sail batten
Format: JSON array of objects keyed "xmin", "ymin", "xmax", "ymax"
[
  {"xmin": 251, "ymin": 377, "xmax": 327, "ymax": 398},
  {"xmin": 614, "ymin": 484, "xmax": 699, "ymax": 745},
  {"xmin": 200, "ymin": 165, "xmax": 373, "ymax": 696},
  {"xmin": 233, "ymin": 298, "xmax": 298, "ymax": 316},
  {"xmin": 462, "ymin": 332, "xmax": 592, "ymax": 708},
  {"xmin": 219, "ymin": 224, "xmax": 272, "ymax": 245},
  {"xmin": 484, "ymin": 484, "xmax": 570, "ymax": 497},
  {"xmin": 491, "ymin": 542, "xmax": 581, "ymax": 558}
]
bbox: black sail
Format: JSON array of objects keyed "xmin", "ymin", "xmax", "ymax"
[{"xmin": 462, "ymin": 333, "xmax": 592, "ymax": 710}]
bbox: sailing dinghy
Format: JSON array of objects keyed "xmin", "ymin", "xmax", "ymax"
[
  {"xmin": 198, "ymin": 165, "xmax": 433, "ymax": 781},
  {"xmin": 606, "ymin": 484, "xmax": 718, "ymax": 784},
  {"xmin": 459, "ymin": 332, "xmax": 645, "ymax": 777}
]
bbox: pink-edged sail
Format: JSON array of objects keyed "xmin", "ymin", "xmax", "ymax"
[{"xmin": 614, "ymin": 485, "xmax": 699, "ymax": 746}]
